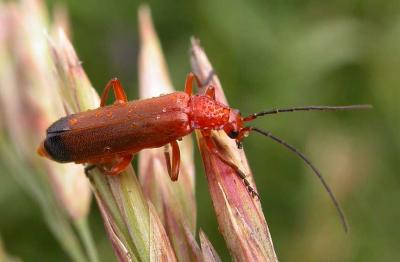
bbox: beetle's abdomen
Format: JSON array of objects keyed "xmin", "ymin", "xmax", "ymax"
[
  {"xmin": 43, "ymin": 116, "xmax": 74, "ymax": 162},
  {"xmin": 188, "ymin": 95, "xmax": 230, "ymax": 129}
]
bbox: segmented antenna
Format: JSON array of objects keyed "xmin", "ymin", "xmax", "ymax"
[
  {"xmin": 250, "ymin": 127, "xmax": 349, "ymax": 232},
  {"xmin": 243, "ymin": 105, "xmax": 372, "ymax": 121}
]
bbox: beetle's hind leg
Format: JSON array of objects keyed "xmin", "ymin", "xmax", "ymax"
[
  {"xmin": 103, "ymin": 154, "xmax": 133, "ymax": 176},
  {"xmin": 84, "ymin": 164, "xmax": 97, "ymax": 178},
  {"xmin": 84, "ymin": 154, "xmax": 133, "ymax": 177}
]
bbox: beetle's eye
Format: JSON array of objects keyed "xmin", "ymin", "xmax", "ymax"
[{"xmin": 228, "ymin": 131, "xmax": 239, "ymax": 139}]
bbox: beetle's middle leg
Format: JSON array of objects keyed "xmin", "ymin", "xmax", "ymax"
[
  {"xmin": 100, "ymin": 78, "xmax": 128, "ymax": 107},
  {"xmin": 184, "ymin": 71, "xmax": 215, "ymax": 95},
  {"xmin": 164, "ymin": 141, "xmax": 181, "ymax": 181},
  {"xmin": 201, "ymin": 131, "xmax": 259, "ymax": 198}
]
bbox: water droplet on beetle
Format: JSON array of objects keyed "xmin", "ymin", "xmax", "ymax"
[
  {"xmin": 156, "ymin": 115, "xmax": 161, "ymax": 120},
  {"xmin": 162, "ymin": 108, "xmax": 167, "ymax": 113},
  {"xmin": 69, "ymin": 118, "xmax": 78, "ymax": 125},
  {"xmin": 103, "ymin": 146, "xmax": 112, "ymax": 153}
]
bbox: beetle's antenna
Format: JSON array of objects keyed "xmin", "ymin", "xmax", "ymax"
[
  {"xmin": 249, "ymin": 127, "xmax": 348, "ymax": 232},
  {"xmin": 243, "ymin": 105, "xmax": 372, "ymax": 122}
]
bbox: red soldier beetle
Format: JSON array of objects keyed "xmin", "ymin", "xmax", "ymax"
[{"xmin": 38, "ymin": 72, "xmax": 371, "ymax": 231}]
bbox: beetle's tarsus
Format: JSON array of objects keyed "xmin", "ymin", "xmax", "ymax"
[
  {"xmin": 242, "ymin": 176, "xmax": 260, "ymax": 199},
  {"xmin": 249, "ymin": 186, "xmax": 260, "ymax": 199},
  {"xmin": 84, "ymin": 164, "xmax": 97, "ymax": 178}
]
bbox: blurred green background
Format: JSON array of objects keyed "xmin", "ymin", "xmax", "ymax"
[{"xmin": 1, "ymin": 0, "xmax": 399, "ymax": 261}]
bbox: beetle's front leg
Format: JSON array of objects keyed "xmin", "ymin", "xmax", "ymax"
[{"xmin": 201, "ymin": 130, "xmax": 259, "ymax": 198}]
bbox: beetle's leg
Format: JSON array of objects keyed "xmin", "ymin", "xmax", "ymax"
[
  {"xmin": 164, "ymin": 141, "xmax": 181, "ymax": 181},
  {"xmin": 170, "ymin": 141, "xmax": 181, "ymax": 181},
  {"xmin": 205, "ymin": 85, "xmax": 216, "ymax": 100},
  {"xmin": 201, "ymin": 131, "xmax": 241, "ymax": 172},
  {"xmin": 103, "ymin": 154, "xmax": 133, "ymax": 176},
  {"xmin": 184, "ymin": 73, "xmax": 195, "ymax": 95},
  {"xmin": 164, "ymin": 145, "xmax": 172, "ymax": 178},
  {"xmin": 185, "ymin": 71, "xmax": 215, "ymax": 95},
  {"xmin": 201, "ymin": 131, "xmax": 259, "ymax": 198},
  {"xmin": 100, "ymin": 78, "xmax": 128, "ymax": 107},
  {"xmin": 84, "ymin": 164, "xmax": 97, "ymax": 177}
]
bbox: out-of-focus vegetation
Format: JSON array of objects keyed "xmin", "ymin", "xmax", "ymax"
[{"xmin": 0, "ymin": 0, "xmax": 399, "ymax": 261}]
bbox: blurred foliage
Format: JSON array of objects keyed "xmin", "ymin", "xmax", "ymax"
[{"xmin": 0, "ymin": 0, "xmax": 399, "ymax": 261}]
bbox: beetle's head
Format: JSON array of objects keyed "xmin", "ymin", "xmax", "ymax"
[{"xmin": 223, "ymin": 109, "xmax": 244, "ymax": 140}]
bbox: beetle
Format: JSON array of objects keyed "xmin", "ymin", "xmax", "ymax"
[
  {"xmin": 38, "ymin": 72, "xmax": 370, "ymax": 231},
  {"xmin": 37, "ymin": 73, "xmax": 222, "ymax": 180}
]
